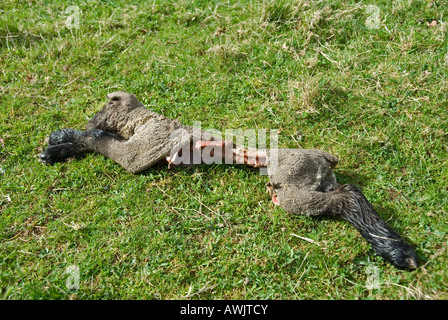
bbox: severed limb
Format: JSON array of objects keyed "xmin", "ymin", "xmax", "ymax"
[{"xmin": 166, "ymin": 139, "xmax": 267, "ymax": 168}]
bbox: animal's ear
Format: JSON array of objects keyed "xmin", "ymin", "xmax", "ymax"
[
  {"xmin": 129, "ymin": 94, "xmax": 145, "ymax": 108},
  {"xmin": 322, "ymin": 152, "xmax": 338, "ymax": 168},
  {"xmin": 106, "ymin": 92, "xmax": 122, "ymax": 102}
]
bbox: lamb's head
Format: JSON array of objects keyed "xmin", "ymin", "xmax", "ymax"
[{"xmin": 106, "ymin": 91, "xmax": 144, "ymax": 112}]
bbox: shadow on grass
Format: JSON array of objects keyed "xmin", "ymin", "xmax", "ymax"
[{"xmin": 139, "ymin": 161, "xmax": 265, "ymax": 177}]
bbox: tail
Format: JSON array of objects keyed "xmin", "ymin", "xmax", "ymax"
[{"xmin": 332, "ymin": 184, "xmax": 418, "ymax": 269}]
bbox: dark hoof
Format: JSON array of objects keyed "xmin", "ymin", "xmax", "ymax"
[
  {"xmin": 371, "ymin": 237, "xmax": 419, "ymax": 270},
  {"xmin": 47, "ymin": 129, "xmax": 83, "ymax": 146},
  {"xmin": 38, "ymin": 143, "xmax": 76, "ymax": 164}
]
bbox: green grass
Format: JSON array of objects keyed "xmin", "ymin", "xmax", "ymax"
[{"xmin": 1, "ymin": 0, "xmax": 447, "ymax": 299}]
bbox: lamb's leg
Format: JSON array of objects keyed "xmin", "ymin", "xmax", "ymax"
[
  {"xmin": 40, "ymin": 128, "xmax": 190, "ymax": 173},
  {"xmin": 39, "ymin": 129, "xmax": 123, "ymax": 165},
  {"xmin": 269, "ymin": 182, "xmax": 418, "ymax": 269}
]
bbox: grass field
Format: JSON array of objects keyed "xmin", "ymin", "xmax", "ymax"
[{"xmin": 1, "ymin": 0, "xmax": 447, "ymax": 299}]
